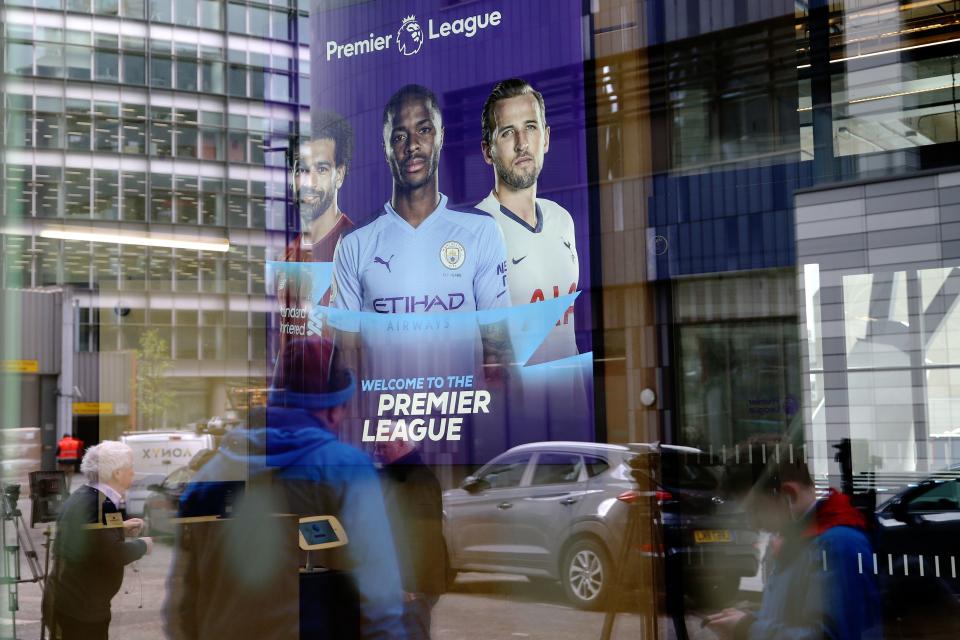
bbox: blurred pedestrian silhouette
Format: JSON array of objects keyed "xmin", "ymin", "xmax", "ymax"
[
  {"xmin": 376, "ymin": 439, "xmax": 447, "ymax": 639},
  {"xmin": 163, "ymin": 336, "xmax": 405, "ymax": 640},
  {"xmin": 706, "ymin": 442, "xmax": 881, "ymax": 640}
]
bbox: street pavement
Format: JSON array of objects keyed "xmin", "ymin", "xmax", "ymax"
[{"xmin": 2, "ymin": 499, "xmax": 729, "ymax": 640}]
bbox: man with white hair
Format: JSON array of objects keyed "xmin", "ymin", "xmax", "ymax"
[{"xmin": 44, "ymin": 440, "xmax": 153, "ymax": 640}]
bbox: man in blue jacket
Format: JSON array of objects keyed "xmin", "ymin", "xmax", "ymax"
[
  {"xmin": 706, "ymin": 444, "xmax": 882, "ymax": 640},
  {"xmin": 163, "ymin": 337, "xmax": 405, "ymax": 640}
]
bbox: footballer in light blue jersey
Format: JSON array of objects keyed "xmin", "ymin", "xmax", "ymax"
[
  {"xmin": 331, "ymin": 84, "xmax": 514, "ymax": 387},
  {"xmin": 332, "ymin": 193, "xmax": 509, "ymax": 315}
]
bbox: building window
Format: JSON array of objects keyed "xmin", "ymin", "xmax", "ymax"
[
  {"xmin": 121, "ymin": 0, "xmax": 145, "ymax": 19},
  {"xmin": 35, "ymin": 238, "xmax": 61, "ymax": 287},
  {"xmin": 201, "ymin": 60, "xmax": 224, "ymax": 93},
  {"xmin": 174, "ymin": 175, "xmax": 199, "ymax": 224},
  {"xmin": 174, "ymin": 0, "xmax": 196, "ymax": 26},
  {"xmin": 149, "ymin": 0, "xmax": 172, "ymax": 23},
  {"xmin": 5, "ymin": 42, "xmax": 33, "ymax": 75},
  {"xmin": 148, "ymin": 248, "xmax": 173, "ymax": 291},
  {"xmin": 34, "ymin": 107, "xmax": 63, "ymax": 149},
  {"xmin": 123, "ymin": 53, "xmax": 146, "ymax": 85},
  {"xmin": 120, "ymin": 246, "xmax": 146, "ymax": 291},
  {"xmin": 174, "ymin": 59, "xmax": 198, "ymax": 91},
  {"xmin": 62, "ymin": 241, "xmax": 91, "ymax": 288},
  {"xmin": 200, "ymin": 0, "xmax": 223, "ymax": 30},
  {"xmin": 200, "ymin": 178, "xmax": 223, "ymax": 225},
  {"xmin": 227, "ymin": 64, "xmax": 246, "ymax": 96},
  {"xmin": 64, "ymin": 169, "xmax": 91, "ymax": 219},
  {"xmin": 93, "ymin": 170, "xmax": 119, "ymax": 220},
  {"xmin": 95, "ymin": 0, "xmax": 120, "ymax": 16},
  {"xmin": 4, "ymin": 165, "xmax": 31, "ymax": 219},
  {"xmin": 227, "ymin": 2, "xmax": 245, "ymax": 33},
  {"xmin": 34, "ymin": 166, "xmax": 62, "ymax": 218},
  {"xmin": 122, "ymin": 172, "xmax": 147, "ymax": 221},
  {"xmin": 150, "ymin": 175, "xmax": 173, "ymax": 223},
  {"xmin": 679, "ymin": 320, "xmax": 801, "ymax": 450},
  {"xmin": 65, "ymin": 46, "xmax": 91, "ymax": 80},
  {"xmin": 35, "ymin": 44, "xmax": 63, "ymax": 78},
  {"xmin": 65, "ymin": 103, "xmax": 92, "ymax": 151},
  {"xmin": 151, "ymin": 56, "xmax": 173, "ymax": 88}
]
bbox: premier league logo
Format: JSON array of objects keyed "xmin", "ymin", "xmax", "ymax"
[
  {"xmin": 440, "ymin": 241, "xmax": 466, "ymax": 270},
  {"xmin": 397, "ymin": 15, "xmax": 424, "ymax": 56}
]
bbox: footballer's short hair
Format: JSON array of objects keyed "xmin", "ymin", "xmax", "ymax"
[
  {"xmin": 308, "ymin": 111, "xmax": 354, "ymax": 173},
  {"xmin": 481, "ymin": 78, "xmax": 547, "ymax": 146},
  {"xmin": 382, "ymin": 84, "xmax": 442, "ymax": 131}
]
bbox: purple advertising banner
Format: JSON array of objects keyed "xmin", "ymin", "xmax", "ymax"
[{"xmin": 307, "ymin": 0, "xmax": 594, "ymax": 462}]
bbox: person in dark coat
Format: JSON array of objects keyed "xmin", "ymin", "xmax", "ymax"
[
  {"xmin": 44, "ymin": 441, "xmax": 153, "ymax": 640},
  {"xmin": 376, "ymin": 439, "xmax": 447, "ymax": 640}
]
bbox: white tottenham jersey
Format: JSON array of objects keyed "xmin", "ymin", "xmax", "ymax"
[{"xmin": 476, "ymin": 192, "xmax": 579, "ymax": 362}]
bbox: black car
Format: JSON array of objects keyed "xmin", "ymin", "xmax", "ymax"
[
  {"xmin": 876, "ymin": 470, "xmax": 960, "ymax": 592},
  {"xmin": 875, "ymin": 468, "xmax": 960, "ymax": 638}
]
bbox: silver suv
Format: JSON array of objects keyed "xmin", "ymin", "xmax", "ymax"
[{"xmin": 443, "ymin": 441, "xmax": 759, "ymax": 610}]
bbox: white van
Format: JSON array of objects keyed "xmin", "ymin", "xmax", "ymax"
[{"xmin": 121, "ymin": 431, "xmax": 214, "ymax": 516}]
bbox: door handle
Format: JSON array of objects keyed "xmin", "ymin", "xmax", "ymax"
[
  {"xmin": 560, "ymin": 497, "xmax": 579, "ymax": 506},
  {"xmin": 498, "ymin": 502, "xmax": 513, "ymax": 510}
]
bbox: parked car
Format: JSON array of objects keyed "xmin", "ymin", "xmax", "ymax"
[
  {"xmin": 121, "ymin": 430, "xmax": 215, "ymax": 516},
  {"xmin": 875, "ymin": 466, "xmax": 960, "ymax": 593},
  {"xmin": 874, "ymin": 466, "xmax": 960, "ymax": 638},
  {"xmin": 442, "ymin": 441, "xmax": 759, "ymax": 610}
]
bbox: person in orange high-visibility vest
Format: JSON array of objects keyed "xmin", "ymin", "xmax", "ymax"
[{"xmin": 56, "ymin": 434, "xmax": 83, "ymax": 473}]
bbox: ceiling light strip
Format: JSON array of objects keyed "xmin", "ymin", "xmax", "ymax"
[{"xmin": 39, "ymin": 228, "xmax": 230, "ymax": 252}]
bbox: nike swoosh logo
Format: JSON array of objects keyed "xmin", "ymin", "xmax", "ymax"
[{"xmin": 512, "ymin": 256, "xmax": 526, "ymax": 265}]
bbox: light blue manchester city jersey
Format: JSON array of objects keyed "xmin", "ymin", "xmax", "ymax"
[{"xmin": 332, "ymin": 194, "xmax": 509, "ymax": 316}]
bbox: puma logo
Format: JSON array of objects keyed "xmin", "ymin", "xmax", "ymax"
[{"xmin": 374, "ymin": 255, "xmax": 395, "ymax": 272}]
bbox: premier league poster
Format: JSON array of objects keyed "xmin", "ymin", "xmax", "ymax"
[{"xmin": 269, "ymin": 0, "xmax": 595, "ymax": 466}]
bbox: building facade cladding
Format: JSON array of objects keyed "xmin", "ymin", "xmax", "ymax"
[
  {"xmin": 797, "ymin": 171, "xmax": 960, "ymax": 479},
  {"xmin": 0, "ymin": 0, "xmax": 310, "ymax": 430},
  {"xmin": 592, "ymin": 0, "xmax": 806, "ymax": 446}
]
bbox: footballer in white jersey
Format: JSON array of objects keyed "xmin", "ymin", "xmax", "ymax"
[
  {"xmin": 478, "ymin": 78, "xmax": 591, "ymax": 444},
  {"xmin": 475, "ymin": 193, "xmax": 578, "ymax": 362}
]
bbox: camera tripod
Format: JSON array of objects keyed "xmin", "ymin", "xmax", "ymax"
[{"xmin": 1, "ymin": 484, "xmax": 52, "ymax": 640}]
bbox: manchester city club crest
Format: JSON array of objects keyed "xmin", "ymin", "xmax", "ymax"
[{"xmin": 440, "ymin": 240, "xmax": 466, "ymax": 269}]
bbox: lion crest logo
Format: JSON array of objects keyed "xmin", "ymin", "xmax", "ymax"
[{"xmin": 397, "ymin": 15, "xmax": 424, "ymax": 56}]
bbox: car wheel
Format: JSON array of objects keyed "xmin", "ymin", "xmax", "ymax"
[{"xmin": 562, "ymin": 538, "xmax": 612, "ymax": 610}]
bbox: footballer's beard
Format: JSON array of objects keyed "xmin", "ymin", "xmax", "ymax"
[
  {"xmin": 298, "ymin": 188, "xmax": 334, "ymax": 226},
  {"xmin": 494, "ymin": 157, "xmax": 539, "ymax": 191}
]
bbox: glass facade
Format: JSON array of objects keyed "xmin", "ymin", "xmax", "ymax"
[{"xmin": 1, "ymin": 1, "xmax": 959, "ymax": 638}]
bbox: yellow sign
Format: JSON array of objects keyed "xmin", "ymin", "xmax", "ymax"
[
  {"xmin": 0, "ymin": 360, "xmax": 39, "ymax": 373},
  {"xmin": 694, "ymin": 529, "xmax": 731, "ymax": 544},
  {"xmin": 73, "ymin": 402, "xmax": 115, "ymax": 416}
]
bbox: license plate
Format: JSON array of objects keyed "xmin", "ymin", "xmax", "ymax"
[{"xmin": 694, "ymin": 529, "xmax": 731, "ymax": 543}]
